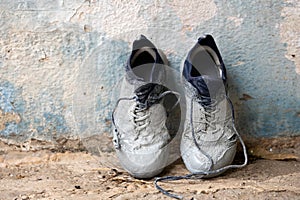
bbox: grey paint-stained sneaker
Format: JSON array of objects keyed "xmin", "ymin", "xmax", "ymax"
[
  {"xmin": 181, "ymin": 34, "xmax": 239, "ymax": 176},
  {"xmin": 155, "ymin": 35, "xmax": 247, "ymax": 200},
  {"xmin": 111, "ymin": 35, "xmax": 173, "ymax": 179}
]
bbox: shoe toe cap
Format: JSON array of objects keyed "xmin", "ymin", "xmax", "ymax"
[
  {"xmin": 117, "ymin": 147, "xmax": 169, "ymax": 179},
  {"xmin": 181, "ymin": 141, "xmax": 237, "ymax": 177},
  {"xmin": 181, "ymin": 145, "xmax": 213, "ymax": 174}
]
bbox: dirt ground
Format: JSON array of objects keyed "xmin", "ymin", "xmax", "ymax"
[{"xmin": 0, "ymin": 136, "xmax": 299, "ymax": 200}]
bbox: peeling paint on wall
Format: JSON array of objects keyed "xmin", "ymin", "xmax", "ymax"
[
  {"xmin": 0, "ymin": 110, "xmax": 21, "ymax": 131},
  {"xmin": 0, "ymin": 0, "xmax": 299, "ymax": 141},
  {"xmin": 0, "ymin": 81, "xmax": 26, "ymax": 137},
  {"xmin": 182, "ymin": 0, "xmax": 300, "ymax": 137}
]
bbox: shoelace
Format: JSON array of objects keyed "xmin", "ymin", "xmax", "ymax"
[
  {"xmin": 190, "ymin": 95, "xmax": 234, "ymax": 167},
  {"xmin": 192, "ymin": 96, "xmax": 220, "ymax": 134},
  {"xmin": 130, "ymin": 104, "xmax": 150, "ymax": 132},
  {"xmin": 111, "ymin": 89, "xmax": 180, "ymax": 150},
  {"xmin": 189, "ymin": 96, "xmax": 218, "ymax": 171},
  {"xmin": 154, "ymin": 95, "xmax": 248, "ymax": 199}
]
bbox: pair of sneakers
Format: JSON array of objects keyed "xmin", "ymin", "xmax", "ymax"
[{"xmin": 112, "ymin": 35, "xmax": 247, "ymax": 197}]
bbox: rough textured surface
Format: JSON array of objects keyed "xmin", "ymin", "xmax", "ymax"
[
  {"xmin": 0, "ymin": 136, "xmax": 299, "ymax": 200},
  {"xmin": 0, "ymin": 0, "xmax": 299, "ymax": 142}
]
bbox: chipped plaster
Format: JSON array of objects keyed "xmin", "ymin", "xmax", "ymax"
[
  {"xmin": 0, "ymin": 110, "xmax": 21, "ymax": 131},
  {"xmin": 0, "ymin": 0, "xmax": 299, "ymax": 141}
]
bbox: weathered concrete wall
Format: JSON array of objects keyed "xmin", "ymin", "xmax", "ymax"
[{"xmin": 0, "ymin": 0, "xmax": 299, "ymax": 142}]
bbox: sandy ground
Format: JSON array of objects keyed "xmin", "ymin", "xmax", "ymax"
[{"xmin": 0, "ymin": 136, "xmax": 299, "ymax": 200}]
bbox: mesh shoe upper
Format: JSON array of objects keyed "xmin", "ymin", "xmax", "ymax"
[
  {"xmin": 181, "ymin": 35, "xmax": 238, "ymax": 175},
  {"xmin": 112, "ymin": 35, "xmax": 171, "ymax": 178},
  {"xmin": 154, "ymin": 35, "xmax": 248, "ymax": 200}
]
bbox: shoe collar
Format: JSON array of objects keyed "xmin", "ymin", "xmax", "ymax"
[
  {"xmin": 126, "ymin": 35, "xmax": 165, "ymax": 84},
  {"xmin": 197, "ymin": 34, "xmax": 227, "ymax": 82},
  {"xmin": 183, "ymin": 35, "xmax": 227, "ymax": 106}
]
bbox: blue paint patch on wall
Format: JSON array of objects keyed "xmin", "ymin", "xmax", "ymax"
[
  {"xmin": 94, "ymin": 39, "xmax": 130, "ymax": 132},
  {"xmin": 0, "ymin": 79, "xmax": 73, "ymax": 139},
  {"xmin": 33, "ymin": 91, "xmax": 71, "ymax": 139},
  {"xmin": 62, "ymin": 32, "xmax": 87, "ymax": 59},
  {"xmin": 72, "ymin": 37, "xmax": 130, "ymax": 137},
  {"xmin": 0, "ymin": 81, "xmax": 28, "ymax": 137},
  {"xmin": 0, "ymin": 81, "xmax": 24, "ymax": 113},
  {"xmin": 188, "ymin": 0, "xmax": 300, "ymax": 137},
  {"xmin": 0, "ymin": 81, "xmax": 72, "ymax": 140},
  {"xmin": 43, "ymin": 112, "xmax": 69, "ymax": 135},
  {"xmin": 60, "ymin": 30, "xmax": 105, "ymax": 62}
]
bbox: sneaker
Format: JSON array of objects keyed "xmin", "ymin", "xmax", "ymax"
[
  {"xmin": 180, "ymin": 34, "xmax": 242, "ymax": 176},
  {"xmin": 155, "ymin": 35, "xmax": 247, "ymax": 199},
  {"xmin": 112, "ymin": 35, "xmax": 173, "ymax": 178}
]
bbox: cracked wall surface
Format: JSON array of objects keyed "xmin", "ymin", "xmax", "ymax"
[{"xmin": 0, "ymin": 0, "xmax": 299, "ymax": 142}]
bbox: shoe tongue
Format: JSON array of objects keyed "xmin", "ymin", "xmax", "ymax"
[
  {"xmin": 189, "ymin": 75, "xmax": 224, "ymax": 106},
  {"xmin": 134, "ymin": 83, "xmax": 165, "ymax": 107}
]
